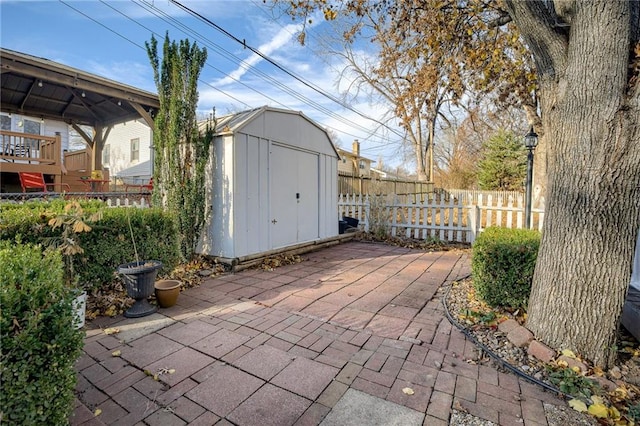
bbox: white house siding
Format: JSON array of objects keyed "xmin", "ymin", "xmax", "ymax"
[
  {"xmin": 43, "ymin": 120, "xmax": 69, "ymax": 149},
  {"xmin": 1, "ymin": 112, "xmax": 69, "ymax": 149},
  {"xmin": 104, "ymin": 119, "xmax": 152, "ymax": 179}
]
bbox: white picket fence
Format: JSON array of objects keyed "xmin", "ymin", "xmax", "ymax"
[
  {"xmin": 338, "ymin": 192, "xmax": 545, "ymax": 243},
  {"xmin": 105, "ymin": 197, "xmax": 150, "ymax": 208}
]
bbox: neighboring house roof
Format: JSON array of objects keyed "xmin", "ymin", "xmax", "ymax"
[
  {"xmin": 370, "ymin": 168, "xmax": 387, "ymax": 178},
  {"xmin": 115, "ymin": 160, "xmax": 151, "ymax": 180},
  {"xmin": 1, "ymin": 48, "xmax": 159, "ymax": 127},
  {"xmin": 336, "ymin": 147, "xmax": 374, "ymax": 163},
  {"xmin": 208, "ymin": 106, "xmax": 341, "ymax": 158}
]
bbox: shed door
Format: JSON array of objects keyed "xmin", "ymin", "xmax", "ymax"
[{"xmin": 270, "ymin": 144, "xmax": 319, "ymax": 249}]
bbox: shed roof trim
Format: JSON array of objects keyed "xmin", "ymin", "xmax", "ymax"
[{"xmin": 209, "ymin": 106, "xmax": 340, "ymax": 158}]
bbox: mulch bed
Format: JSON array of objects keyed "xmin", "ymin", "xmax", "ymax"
[{"xmin": 444, "ymin": 278, "xmax": 640, "ymax": 425}]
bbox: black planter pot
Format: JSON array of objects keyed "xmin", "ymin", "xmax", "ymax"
[{"xmin": 118, "ymin": 260, "xmax": 162, "ymax": 318}]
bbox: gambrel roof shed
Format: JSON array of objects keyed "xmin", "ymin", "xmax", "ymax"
[{"xmin": 198, "ymin": 106, "xmax": 340, "ymax": 260}]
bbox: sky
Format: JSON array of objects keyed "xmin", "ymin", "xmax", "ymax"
[{"xmin": 0, "ymin": 0, "xmax": 408, "ymax": 169}]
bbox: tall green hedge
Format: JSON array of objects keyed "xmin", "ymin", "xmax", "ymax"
[
  {"xmin": 0, "ymin": 242, "xmax": 84, "ymax": 424},
  {"xmin": 472, "ymin": 227, "xmax": 540, "ymax": 309},
  {"xmin": 0, "ymin": 199, "xmax": 180, "ymax": 290}
]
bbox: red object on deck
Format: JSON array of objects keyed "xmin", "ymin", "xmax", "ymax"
[{"xmin": 19, "ymin": 172, "xmax": 70, "ymax": 193}]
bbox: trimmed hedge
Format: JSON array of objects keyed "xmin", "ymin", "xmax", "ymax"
[
  {"xmin": 0, "ymin": 199, "xmax": 181, "ymax": 290},
  {"xmin": 472, "ymin": 227, "xmax": 540, "ymax": 309},
  {"xmin": 0, "ymin": 241, "xmax": 84, "ymax": 424}
]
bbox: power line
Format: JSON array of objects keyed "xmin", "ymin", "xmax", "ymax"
[
  {"xmin": 131, "ymin": 0, "xmax": 391, "ymax": 141},
  {"xmin": 169, "ymin": 0, "xmax": 406, "ymax": 140},
  {"xmin": 59, "ymin": 0, "xmax": 403, "ymax": 154},
  {"xmin": 59, "ymin": 0, "xmax": 252, "ymax": 108},
  {"xmin": 131, "ymin": 0, "xmax": 376, "ymax": 137}
]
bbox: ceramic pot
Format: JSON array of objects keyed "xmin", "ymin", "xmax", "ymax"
[
  {"xmin": 118, "ymin": 260, "xmax": 162, "ymax": 318},
  {"xmin": 154, "ymin": 280, "xmax": 181, "ymax": 308}
]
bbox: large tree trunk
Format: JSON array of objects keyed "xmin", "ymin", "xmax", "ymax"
[{"xmin": 506, "ymin": 1, "xmax": 640, "ymax": 367}]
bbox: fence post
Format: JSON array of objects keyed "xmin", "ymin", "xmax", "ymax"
[
  {"xmin": 467, "ymin": 204, "xmax": 480, "ymax": 243},
  {"xmin": 364, "ymin": 194, "xmax": 370, "ymax": 233}
]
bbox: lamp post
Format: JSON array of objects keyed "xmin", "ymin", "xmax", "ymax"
[{"xmin": 524, "ymin": 127, "xmax": 538, "ymax": 229}]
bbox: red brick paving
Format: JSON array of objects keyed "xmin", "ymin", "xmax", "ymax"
[{"xmin": 73, "ymin": 241, "xmax": 567, "ymax": 425}]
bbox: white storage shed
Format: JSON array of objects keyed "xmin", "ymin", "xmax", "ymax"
[{"xmin": 199, "ymin": 106, "xmax": 340, "ymax": 260}]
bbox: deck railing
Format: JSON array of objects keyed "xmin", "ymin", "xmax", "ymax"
[
  {"xmin": 64, "ymin": 148, "xmax": 92, "ymax": 172},
  {"xmin": 0, "ymin": 130, "xmax": 64, "ymax": 177}
]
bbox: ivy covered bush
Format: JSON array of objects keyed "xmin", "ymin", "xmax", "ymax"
[
  {"xmin": 0, "ymin": 241, "xmax": 84, "ymax": 424},
  {"xmin": 0, "ymin": 199, "xmax": 181, "ymax": 290},
  {"xmin": 472, "ymin": 226, "xmax": 540, "ymax": 309}
]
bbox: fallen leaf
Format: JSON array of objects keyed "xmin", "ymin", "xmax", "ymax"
[
  {"xmin": 168, "ymin": 369, "xmax": 176, "ymax": 374},
  {"xmin": 568, "ymin": 399, "xmax": 587, "ymax": 413},
  {"xmin": 591, "ymin": 396, "xmax": 605, "ymax": 405},
  {"xmin": 94, "ymin": 408, "xmax": 102, "ymax": 416},
  {"xmin": 608, "ymin": 406, "xmax": 621, "ymax": 420},
  {"xmin": 613, "ymin": 387, "xmax": 628, "ymax": 399},
  {"xmin": 556, "ymin": 359, "xmax": 569, "ymax": 368},
  {"xmin": 453, "ymin": 400, "xmax": 468, "ymax": 413},
  {"xmin": 561, "ymin": 349, "xmax": 576, "ymax": 359},
  {"xmin": 592, "ymin": 366, "xmax": 604, "ymax": 377},
  {"xmin": 104, "ymin": 327, "xmax": 120, "ymax": 335},
  {"xmin": 153, "ymin": 374, "xmax": 159, "ymax": 381},
  {"xmin": 402, "ymin": 387, "xmax": 415, "ymax": 395},
  {"xmin": 111, "ymin": 350, "xmax": 121, "ymax": 357},
  {"xmin": 588, "ymin": 403, "xmax": 608, "ymax": 418}
]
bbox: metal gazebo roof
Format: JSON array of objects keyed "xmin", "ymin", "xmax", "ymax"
[{"xmin": 0, "ymin": 48, "xmax": 159, "ymax": 127}]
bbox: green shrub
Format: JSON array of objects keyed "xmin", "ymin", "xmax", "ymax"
[
  {"xmin": 0, "ymin": 241, "xmax": 84, "ymax": 424},
  {"xmin": 472, "ymin": 226, "xmax": 540, "ymax": 309},
  {"xmin": 0, "ymin": 200, "xmax": 181, "ymax": 290}
]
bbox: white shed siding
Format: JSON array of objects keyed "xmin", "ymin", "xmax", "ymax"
[
  {"xmin": 199, "ymin": 107, "xmax": 339, "ymax": 260},
  {"xmin": 320, "ymin": 154, "xmax": 339, "ymax": 238},
  {"xmin": 104, "ymin": 120, "xmax": 152, "ymax": 177},
  {"xmin": 201, "ymin": 134, "xmax": 231, "ymax": 258}
]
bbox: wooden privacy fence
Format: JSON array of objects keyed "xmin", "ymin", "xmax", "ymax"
[
  {"xmin": 338, "ymin": 193, "xmax": 545, "ymax": 243},
  {"xmin": 338, "ymin": 174, "xmax": 434, "ymax": 195}
]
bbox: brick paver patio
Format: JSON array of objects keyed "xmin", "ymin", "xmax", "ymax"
[{"xmin": 72, "ymin": 241, "xmax": 563, "ymax": 425}]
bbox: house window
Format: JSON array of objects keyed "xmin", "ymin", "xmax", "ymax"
[
  {"xmin": 23, "ymin": 119, "xmax": 41, "ymax": 154},
  {"xmin": 23, "ymin": 119, "xmax": 41, "ymax": 136},
  {"xmin": 342, "ymin": 157, "xmax": 347, "ymax": 163},
  {"xmin": 0, "ymin": 114, "xmax": 10, "ymax": 131},
  {"xmin": 130, "ymin": 138, "xmax": 139, "ymax": 162},
  {"xmin": 103, "ymin": 144, "xmax": 110, "ymax": 165},
  {"xmin": 359, "ymin": 160, "xmax": 366, "ymax": 169}
]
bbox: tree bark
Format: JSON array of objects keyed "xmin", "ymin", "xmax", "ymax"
[{"xmin": 506, "ymin": 0, "xmax": 640, "ymax": 367}]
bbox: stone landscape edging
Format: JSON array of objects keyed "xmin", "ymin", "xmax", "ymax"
[{"xmin": 441, "ymin": 283, "xmax": 573, "ymax": 399}]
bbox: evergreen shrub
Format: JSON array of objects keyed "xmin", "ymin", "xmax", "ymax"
[
  {"xmin": 0, "ymin": 200, "xmax": 180, "ymax": 290},
  {"xmin": 472, "ymin": 226, "xmax": 540, "ymax": 309},
  {"xmin": 0, "ymin": 242, "xmax": 84, "ymax": 424}
]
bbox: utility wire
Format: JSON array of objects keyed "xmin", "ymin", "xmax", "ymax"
[
  {"xmin": 169, "ymin": 0, "xmax": 406, "ymax": 140},
  {"xmin": 133, "ymin": 0, "xmax": 377, "ymax": 138},
  {"xmin": 59, "ymin": 0, "xmax": 251, "ymax": 108},
  {"xmin": 60, "ymin": 0, "xmax": 400, "ymax": 155}
]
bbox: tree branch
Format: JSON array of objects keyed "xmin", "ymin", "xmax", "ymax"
[{"xmin": 504, "ymin": 0, "xmax": 568, "ymax": 79}]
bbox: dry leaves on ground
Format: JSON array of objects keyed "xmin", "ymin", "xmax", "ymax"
[{"xmin": 446, "ymin": 279, "xmax": 640, "ymax": 426}]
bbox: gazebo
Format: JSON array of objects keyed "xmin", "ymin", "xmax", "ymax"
[{"xmin": 0, "ymin": 47, "xmax": 159, "ymax": 191}]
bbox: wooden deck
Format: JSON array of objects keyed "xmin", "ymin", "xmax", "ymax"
[
  {"xmin": 1, "ymin": 130, "xmax": 63, "ymax": 175},
  {"xmin": 0, "ymin": 130, "xmax": 102, "ymax": 192}
]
